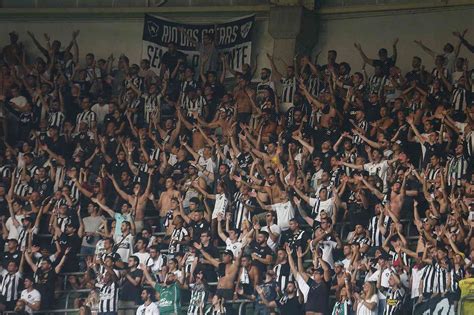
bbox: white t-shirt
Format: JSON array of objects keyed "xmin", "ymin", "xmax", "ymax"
[
  {"xmin": 81, "ymin": 215, "xmax": 105, "ymax": 247},
  {"xmin": 318, "ymin": 240, "xmax": 337, "ymax": 268},
  {"xmin": 411, "ymin": 266, "xmax": 424, "ymax": 298},
  {"xmin": 261, "ymin": 224, "xmax": 281, "ymax": 252},
  {"xmin": 20, "ymin": 288, "xmax": 41, "ymax": 314},
  {"xmin": 270, "ymin": 201, "xmax": 295, "ymax": 231},
  {"xmin": 10, "ymin": 96, "xmax": 28, "ymax": 110},
  {"xmin": 147, "ymin": 255, "xmax": 166, "ymax": 274},
  {"xmin": 134, "ymin": 251, "xmax": 151, "ymax": 268},
  {"xmin": 91, "ymin": 103, "xmax": 110, "ymax": 125},
  {"xmin": 225, "ymin": 238, "xmax": 243, "ymax": 257},
  {"xmin": 363, "ymin": 160, "xmax": 390, "ymax": 190},
  {"xmin": 366, "ymin": 267, "xmax": 394, "ymax": 299},
  {"xmin": 212, "ymin": 193, "xmax": 228, "ymax": 219},
  {"xmin": 113, "ymin": 233, "xmax": 134, "ymax": 263},
  {"xmin": 308, "ymin": 197, "xmax": 335, "ymax": 222},
  {"xmin": 136, "ymin": 302, "xmax": 160, "ymax": 315},
  {"xmin": 356, "ymin": 294, "xmax": 378, "ymax": 315},
  {"xmin": 5, "ymin": 215, "xmax": 24, "ymax": 240}
]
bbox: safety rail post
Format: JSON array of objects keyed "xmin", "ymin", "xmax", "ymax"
[{"xmin": 458, "ymin": 293, "xmax": 474, "ymax": 314}]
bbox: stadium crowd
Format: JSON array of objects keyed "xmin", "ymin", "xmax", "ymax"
[{"xmin": 0, "ymin": 24, "xmax": 473, "ymax": 315}]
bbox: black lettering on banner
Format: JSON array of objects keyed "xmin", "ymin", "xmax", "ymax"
[
  {"xmin": 147, "ymin": 45, "xmax": 163, "ymax": 68},
  {"xmin": 241, "ymin": 46, "xmax": 248, "ymax": 67},
  {"xmin": 191, "ymin": 55, "xmax": 200, "ymax": 69},
  {"xmin": 142, "ymin": 14, "xmax": 255, "ymax": 76}
]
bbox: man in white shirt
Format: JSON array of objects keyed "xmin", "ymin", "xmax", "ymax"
[
  {"xmin": 136, "ymin": 288, "xmax": 159, "ymax": 315},
  {"xmin": 19, "ymin": 276, "xmax": 41, "ymax": 314},
  {"xmin": 260, "ymin": 211, "xmax": 281, "ymax": 252},
  {"xmin": 113, "ymin": 221, "xmax": 134, "ymax": 263},
  {"xmin": 134, "ymin": 238, "xmax": 151, "ymax": 268},
  {"xmin": 217, "ymin": 215, "xmax": 243, "ymax": 257},
  {"xmin": 366, "ymin": 252, "xmax": 395, "ymax": 314},
  {"xmin": 257, "ymin": 191, "xmax": 295, "ymax": 231},
  {"xmin": 91, "ymin": 95, "xmax": 110, "ymax": 127}
]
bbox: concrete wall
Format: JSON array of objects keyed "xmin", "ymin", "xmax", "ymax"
[
  {"xmin": 0, "ymin": 4, "xmax": 473, "ymax": 76},
  {"xmin": 315, "ymin": 5, "xmax": 474, "ymax": 74},
  {"xmin": 0, "ymin": 15, "xmax": 274, "ymax": 69}
]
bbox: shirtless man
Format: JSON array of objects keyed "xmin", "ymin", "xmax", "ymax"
[
  {"xmin": 233, "ymin": 75, "xmax": 254, "ymax": 124},
  {"xmin": 155, "ymin": 177, "xmax": 180, "ymax": 220},
  {"xmin": 107, "ymin": 168, "xmax": 153, "ymax": 232},
  {"xmin": 176, "ymin": 107, "xmax": 205, "ymax": 151},
  {"xmin": 193, "ymin": 241, "xmax": 243, "ymax": 301}
]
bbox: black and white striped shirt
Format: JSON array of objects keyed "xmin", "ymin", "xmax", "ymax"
[
  {"xmin": 421, "ymin": 263, "xmax": 436, "ymax": 294},
  {"xmin": 13, "ymin": 182, "xmax": 33, "ymax": 198},
  {"xmin": 368, "ymin": 75, "xmax": 387, "ymax": 96},
  {"xmin": 143, "ymin": 93, "xmax": 162, "ymax": 124},
  {"xmin": 465, "ymin": 130, "xmax": 474, "ymax": 158},
  {"xmin": 98, "ymin": 281, "xmax": 119, "ymax": 313},
  {"xmin": 48, "ymin": 111, "xmax": 65, "ymax": 130},
  {"xmin": 307, "ymin": 76, "xmax": 323, "ymax": 97},
  {"xmin": 431, "ymin": 67, "xmax": 448, "ymax": 80},
  {"xmin": 168, "ymin": 227, "xmax": 189, "ymax": 254},
  {"xmin": 383, "ymin": 287, "xmax": 405, "ymax": 315},
  {"xmin": 187, "ymin": 283, "xmax": 208, "ymax": 315},
  {"xmin": 451, "ymin": 87, "xmax": 469, "ymax": 112},
  {"xmin": 180, "ymin": 80, "xmax": 198, "ymax": 96},
  {"xmin": 76, "ymin": 110, "xmax": 97, "ymax": 130},
  {"xmin": 232, "ymin": 192, "xmax": 252, "ymax": 231},
  {"xmin": 353, "ymin": 120, "xmax": 368, "ymax": 145},
  {"xmin": 280, "ymin": 77, "xmax": 296, "ymax": 104},
  {"xmin": 182, "ymin": 96, "xmax": 206, "ymax": 118},
  {"xmin": 368, "ymin": 215, "xmax": 391, "ymax": 247},
  {"xmin": 447, "ymin": 154, "xmax": 468, "ymax": 186},
  {"xmin": 433, "ymin": 263, "xmax": 450, "ymax": 294},
  {"xmin": 426, "ymin": 165, "xmax": 441, "ymax": 182},
  {"xmin": 274, "ymin": 262, "xmax": 292, "ymax": 293},
  {"xmin": 0, "ymin": 271, "xmax": 21, "ymax": 302}
]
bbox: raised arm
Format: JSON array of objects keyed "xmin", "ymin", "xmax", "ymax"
[
  {"xmin": 194, "ymin": 242, "xmax": 220, "ymax": 268},
  {"xmin": 266, "ymin": 53, "xmax": 283, "ymax": 82},
  {"xmin": 354, "ymin": 43, "xmax": 375, "ymax": 66},
  {"xmin": 107, "ymin": 174, "xmax": 132, "ymax": 203},
  {"xmin": 413, "ymin": 40, "xmax": 437, "ymax": 58}
]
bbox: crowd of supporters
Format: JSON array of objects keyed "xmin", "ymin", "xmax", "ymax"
[{"xmin": 0, "ymin": 25, "xmax": 473, "ymax": 315}]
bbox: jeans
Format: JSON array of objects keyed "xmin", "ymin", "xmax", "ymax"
[{"xmin": 378, "ymin": 298, "xmax": 386, "ymax": 314}]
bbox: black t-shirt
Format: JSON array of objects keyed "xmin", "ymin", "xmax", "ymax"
[
  {"xmin": 373, "ymin": 58, "xmax": 396, "ymax": 76},
  {"xmin": 277, "ymin": 295, "xmax": 303, "ymax": 315},
  {"xmin": 1, "ymin": 250, "xmax": 21, "ymax": 268},
  {"xmin": 249, "ymin": 241, "xmax": 273, "ymax": 275},
  {"xmin": 161, "ymin": 51, "xmax": 186, "ymax": 72},
  {"xmin": 46, "ymin": 136, "xmax": 66, "ymax": 157},
  {"xmin": 189, "ymin": 220, "xmax": 210, "ymax": 242},
  {"xmin": 34, "ymin": 268, "xmax": 57, "ymax": 301},
  {"xmin": 305, "ymin": 278, "xmax": 329, "ymax": 313},
  {"xmin": 121, "ymin": 268, "xmax": 143, "ymax": 303},
  {"xmin": 59, "ymin": 233, "xmax": 82, "ymax": 272},
  {"xmin": 197, "ymin": 244, "xmax": 219, "ymax": 282}
]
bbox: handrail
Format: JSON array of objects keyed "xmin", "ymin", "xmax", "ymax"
[
  {"xmin": 458, "ymin": 293, "xmax": 474, "ymax": 314},
  {"xmin": 4, "ymin": 299, "xmax": 254, "ymax": 314}
]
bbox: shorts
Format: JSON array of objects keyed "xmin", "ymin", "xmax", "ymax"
[
  {"xmin": 216, "ymin": 288, "xmax": 234, "ymax": 301},
  {"xmin": 237, "ymin": 113, "xmax": 251, "ymax": 124},
  {"xmin": 135, "ymin": 220, "xmax": 144, "ymax": 233},
  {"xmin": 279, "ymin": 102, "xmax": 293, "ymax": 113}
]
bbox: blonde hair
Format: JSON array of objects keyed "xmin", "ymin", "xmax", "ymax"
[{"xmin": 364, "ymin": 282, "xmax": 376, "ymax": 300}]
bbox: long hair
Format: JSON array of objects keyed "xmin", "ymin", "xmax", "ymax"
[{"xmin": 364, "ymin": 282, "xmax": 376, "ymax": 300}]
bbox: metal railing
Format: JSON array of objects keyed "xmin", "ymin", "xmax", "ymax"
[
  {"xmin": 458, "ymin": 293, "xmax": 474, "ymax": 315},
  {"xmin": 4, "ymin": 299, "xmax": 253, "ymax": 314},
  {"xmin": 0, "ymin": 0, "xmax": 270, "ymax": 9}
]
